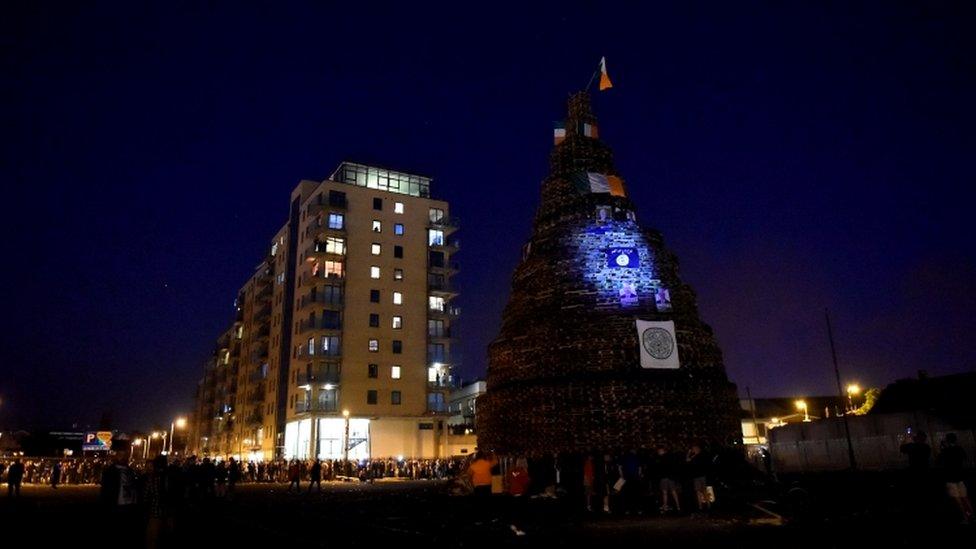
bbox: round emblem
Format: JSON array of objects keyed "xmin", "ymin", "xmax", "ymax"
[
  {"xmin": 615, "ymin": 253, "xmax": 630, "ymax": 267},
  {"xmin": 641, "ymin": 328, "xmax": 674, "ymax": 359}
]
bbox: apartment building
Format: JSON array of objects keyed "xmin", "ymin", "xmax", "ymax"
[{"xmin": 191, "ymin": 162, "xmax": 459, "ymax": 461}]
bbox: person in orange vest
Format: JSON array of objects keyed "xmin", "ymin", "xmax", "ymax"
[{"xmin": 467, "ymin": 450, "xmax": 496, "ymax": 497}]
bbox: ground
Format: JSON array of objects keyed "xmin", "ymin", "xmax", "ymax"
[{"xmin": 2, "ymin": 479, "xmax": 973, "ymax": 547}]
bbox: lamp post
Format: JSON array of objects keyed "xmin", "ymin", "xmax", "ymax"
[
  {"xmin": 795, "ymin": 399, "xmax": 810, "ymax": 422},
  {"xmin": 169, "ymin": 417, "xmax": 187, "ymax": 455},
  {"xmin": 132, "ymin": 438, "xmax": 143, "ymax": 461},
  {"xmin": 342, "ymin": 409, "xmax": 350, "ymax": 462},
  {"xmin": 846, "ymin": 383, "xmax": 861, "ymax": 413}
]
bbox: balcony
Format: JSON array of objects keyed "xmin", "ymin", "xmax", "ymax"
[
  {"xmin": 428, "ymin": 305, "xmax": 461, "ymax": 319},
  {"xmin": 428, "ymin": 260, "xmax": 460, "ymax": 276},
  {"xmin": 433, "ymin": 240, "xmax": 460, "ymax": 254},
  {"xmin": 427, "ymin": 215, "xmax": 459, "ymax": 235},
  {"xmin": 427, "ymin": 279, "xmax": 458, "ymax": 298},
  {"xmin": 252, "ymin": 300, "xmax": 272, "ymax": 320},
  {"xmin": 247, "ymin": 382, "xmax": 266, "ymax": 404},
  {"xmin": 300, "ymin": 263, "xmax": 345, "ymax": 287},
  {"xmin": 296, "ymin": 365, "xmax": 341, "ymax": 385},
  {"xmin": 253, "ymin": 324, "xmax": 271, "ymax": 342},
  {"xmin": 255, "ymin": 279, "xmax": 273, "ymax": 299},
  {"xmin": 247, "ymin": 368, "xmax": 267, "ymax": 384},
  {"xmin": 297, "ymin": 293, "xmax": 343, "ymax": 311},
  {"xmin": 298, "ymin": 317, "xmax": 343, "ymax": 334},
  {"xmin": 249, "ymin": 343, "xmax": 269, "ymax": 363},
  {"xmin": 245, "ymin": 408, "xmax": 264, "ymax": 427},
  {"xmin": 295, "ymin": 400, "xmax": 338, "ymax": 414}
]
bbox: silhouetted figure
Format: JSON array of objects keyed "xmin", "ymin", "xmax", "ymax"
[
  {"xmin": 6, "ymin": 460, "xmax": 24, "ymax": 497},
  {"xmin": 51, "ymin": 461, "xmax": 62, "ymax": 489},
  {"xmin": 937, "ymin": 433, "xmax": 973, "ymax": 524},
  {"xmin": 308, "ymin": 459, "xmax": 322, "ymax": 493}
]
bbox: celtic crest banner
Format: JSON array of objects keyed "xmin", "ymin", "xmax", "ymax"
[{"xmin": 635, "ymin": 319, "xmax": 680, "ymax": 369}]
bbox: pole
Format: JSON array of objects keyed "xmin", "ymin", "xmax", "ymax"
[
  {"xmin": 826, "ymin": 309, "xmax": 857, "ymax": 471},
  {"xmin": 746, "ymin": 386, "xmax": 760, "ymax": 444},
  {"xmin": 169, "ymin": 422, "xmax": 175, "ymax": 454},
  {"xmin": 344, "ymin": 416, "xmax": 350, "ymax": 462}
]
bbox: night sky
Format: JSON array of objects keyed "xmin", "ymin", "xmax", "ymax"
[{"xmin": 2, "ymin": 2, "xmax": 974, "ymax": 432}]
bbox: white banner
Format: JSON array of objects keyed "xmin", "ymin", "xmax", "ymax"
[{"xmin": 636, "ymin": 319, "xmax": 680, "ymax": 369}]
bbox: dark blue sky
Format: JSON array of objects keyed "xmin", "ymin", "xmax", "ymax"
[{"xmin": 2, "ymin": 2, "xmax": 973, "ymax": 431}]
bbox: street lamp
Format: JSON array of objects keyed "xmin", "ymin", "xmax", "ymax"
[
  {"xmin": 795, "ymin": 399, "xmax": 810, "ymax": 422},
  {"xmin": 846, "ymin": 383, "xmax": 861, "ymax": 412},
  {"xmin": 169, "ymin": 417, "xmax": 187, "ymax": 455},
  {"xmin": 342, "ymin": 409, "xmax": 350, "ymax": 462},
  {"xmin": 132, "ymin": 438, "xmax": 143, "ymax": 461},
  {"xmin": 148, "ymin": 432, "xmax": 161, "ymax": 459}
]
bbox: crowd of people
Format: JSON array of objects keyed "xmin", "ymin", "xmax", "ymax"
[
  {"xmin": 456, "ymin": 443, "xmax": 752, "ymax": 517},
  {"xmin": 3, "ymin": 433, "xmax": 972, "ymax": 533}
]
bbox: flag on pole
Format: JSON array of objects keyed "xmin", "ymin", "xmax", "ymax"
[
  {"xmin": 553, "ymin": 121, "xmax": 566, "ymax": 145},
  {"xmin": 599, "ymin": 56, "xmax": 613, "ymax": 91}
]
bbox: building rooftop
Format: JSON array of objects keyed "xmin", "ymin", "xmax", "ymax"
[{"xmin": 328, "ymin": 161, "xmax": 432, "ymax": 198}]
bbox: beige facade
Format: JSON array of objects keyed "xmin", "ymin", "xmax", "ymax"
[{"xmin": 191, "ymin": 163, "xmax": 458, "ymax": 461}]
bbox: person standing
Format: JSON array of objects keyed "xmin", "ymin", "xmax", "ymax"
[
  {"xmin": 6, "ymin": 459, "xmax": 24, "ymax": 497},
  {"xmin": 214, "ymin": 460, "xmax": 227, "ymax": 498},
  {"xmin": 308, "ymin": 459, "xmax": 322, "ymax": 493},
  {"xmin": 143, "ymin": 456, "xmax": 169, "ymax": 549},
  {"xmin": 582, "ymin": 454, "xmax": 596, "ymax": 512},
  {"xmin": 686, "ymin": 444, "xmax": 711, "ymax": 511},
  {"xmin": 287, "ymin": 460, "xmax": 301, "ymax": 493},
  {"xmin": 937, "ymin": 433, "xmax": 973, "ymax": 524},
  {"xmin": 51, "ymin": 461, "xmax": 62, "ymax": 490},
  {"xmin": 227, "ymin": 457, "xmax": 240, "ymax": 500},
  {"xmin": 467, "ymin": 451, "xmax": 495, "ymax": 497},
  {"xmin": 656, "ymin": 447, "xmax": 681, "ymax": 513}
]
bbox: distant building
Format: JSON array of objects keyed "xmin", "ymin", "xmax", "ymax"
[
  {"xmin": 190, "ymin": 162, "xmax": 459, "ymax": 461},
  {"xmin": 740, "ymin": 396, "xmax": 845, "ymax": 446},
  {"xmin": 448, "ymin": 380, "xmax": 485, "ymax": 434},
  {"xmin": 766, "ymin": 372, "xmax": 976, "ymax": 472}
]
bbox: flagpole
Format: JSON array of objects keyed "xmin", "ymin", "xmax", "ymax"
[
  {"xmin": 826, "ymin": 308, "xmax": 857, "ymax": 471},
  {"xmin": 586, "ymin": 68, "xmax": 599, "ymax": 92}
]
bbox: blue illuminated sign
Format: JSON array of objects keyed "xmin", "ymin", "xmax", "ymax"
[{"xmin": 607, "ymin": 248, "xmax": 639, "ymax": 268}]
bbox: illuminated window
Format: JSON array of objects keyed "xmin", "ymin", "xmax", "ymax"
[
  {"xmin": 394, "ymin": 268, "xmax": 404, "ymax": 281},
  {"xmin": 429, "ymin": 296, "xmax": 445, "ymax": 311},
  {"xmin": 428, "ymin": 319, "xmax": 444, "ymax": 337},
  {"xmin": 328, "ymin": 213, "xmax": 344, "ymax": 229},
  {"xmin": 370, "ymin": 266, "xmax": 381, "ymax": 279},
  {"xmin": 307, "ymin": 337, "xmax": 315, "ymax": 356},
  {"xmin": 372, "ymin": 220, "xmax": 382, "ymax": 233},
  {"xmin": 429, "ymin": 208, "xmax": 445, "ymax": 223},
  {"xmin": 391, "ymin": 366, "xmax": 401, "ymax": 379},
  {"xmin": 368, "ymin": 339, "xmax": 379, "ymax": 352},
  {"xmin": 371, "ymin": 243, "xmax": 381, "ymax": 255},
  {"xmin": 325, "ymin": 237, "xmax": 345, "ymax": 255},
  {"xmin": 392, "ymin": 390, "xmax": 402, "ymax": 405},
  {"xmin": 368, "ymin": 364, "xmax": 378, "ymax": 378},
  {"xmin": 394, "ymin": 202, "xmax": 404, "ymax": 214},
  {"xmin": 324, "ymin": 260, "xmax": 343, "ymax": 278},
  {"xmin": 428, "ymin": 229, "xmax": 444, "ymax": 246},
  {"xmin": 321, "ymin": 336, "xmax": 340, "ymax": 356},
  {"xmin": 392, "ymin": 316, "xmax": 402, "ymax": 329},
  {"xmin": 393, "ymin": 291, "xmax": 403, "ymax": 305},
  {"xmin": 394, "ymin": 223, "xmax": 404, "ymax": 235},
  {"xmin": 369, "ymin": 314, "xmax": 379, "ymax": 328}
]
